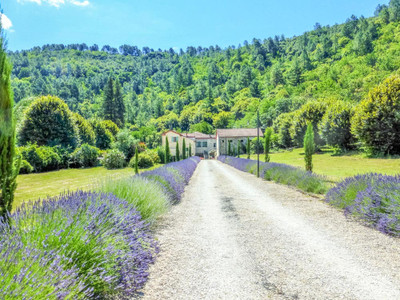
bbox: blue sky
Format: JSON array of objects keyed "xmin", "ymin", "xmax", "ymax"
[{"xmin": 2, "ymin": 0, "xmax": 387, "ymax": 51}]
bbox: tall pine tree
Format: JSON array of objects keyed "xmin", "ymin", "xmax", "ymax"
[
  {"xmin": 114, "ymin": 79, "xmax": 125, "ymax": 127},
  {"xmin": 102, "ymin": 77, "xmax": 114, "ymax": 121},
  {"xmin": 0, "ymin": 21, "xmax": 20, "ymax": 221}
]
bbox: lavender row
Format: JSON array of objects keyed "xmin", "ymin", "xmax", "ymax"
[
  {"xmin": 218, "ymin": 156, "xmax": 328, "ymax": 194},
  {"xmin": 326, "ymin": 173, "xmax": 400, "ymax": 236},
  {"xmin": 140, "ymin": 157, "xmax": 201, "ymax": 203}
]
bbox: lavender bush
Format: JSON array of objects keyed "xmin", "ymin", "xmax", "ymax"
[
  {"xmin": 326, "ymin": 174, "xmax": 400, "ymax": 235},
  {"xmin": 140, "ymin": 157, "xmax": 201, "ymax": 203},
  {"xmin": 218, "ymin": 156, "xmax": 329, "ymax": 194},
  {"xmin": 0, "ymin": 191, "xmax": 158, "ymax": 299}
]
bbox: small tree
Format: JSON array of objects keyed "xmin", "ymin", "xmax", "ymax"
[
  {"xmin": 0, "ymin": 25, "xmax": 20, "ymax": 221},
  {"xmin": 176, "ymin": 141, "xmax": 180, "ymax": 161},
  {"xmin": 264, "ymin": 128, "xmax": 272, "ymax": 162},
  {"xmin": 182, "ymin": 139, "xmax": 186, "ymax": 159},
  {"xmin": 304, "ymin": 123, "xmax": 315, "ymax": 172},
  {"xmin": 189, "ymin": 143, "xmax": 192, "ymax": 157},
  {"xmin": 165, "ymin": 138, "xmax": 170, "ymax": 163},
  {"xmin": 228, "ymin": 140, "xmax": 232, "ymax": 156},
  {"xmin": 237, "ymin": 141, "xmax": 241, "ymax": 157},
  {"xmin": 134, "ymin": 146, "xmax": 139, "ymax": 174},
  {"xmin": 247, "ymin": 137, "xmax": 250, "ymax": 159}
]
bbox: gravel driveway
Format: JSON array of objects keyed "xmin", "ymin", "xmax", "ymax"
[{"xmin": 140, "ymin": 160, "xmax": 400, "ymax": 300}]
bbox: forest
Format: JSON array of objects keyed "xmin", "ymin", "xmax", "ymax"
[{"xmin": 9, "ymin": 1, "xmax": 400, "ymax": 159}]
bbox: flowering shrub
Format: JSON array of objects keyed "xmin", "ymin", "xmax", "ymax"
[
  {"xmin": 140, "ymin": 157, "xmax": 201, "ymax": 203},
  {"xmin": 102, "ymin": 149, "xmax": 125, "ymax": 169},
  {"xmin": 0, "ymin": 191, "xmax": 158, "ymax": 299},
  {"xmin": 218, "ymin": 156, "xmax": 328, "ymax": 194},
  {"xmin": 326, "ymin": 174, "xmax": 400, "ymax": 235}
]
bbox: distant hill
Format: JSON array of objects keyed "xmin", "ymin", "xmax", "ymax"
[{"xmin": 9, "ymin": 1, "xmax": 400, "ymax": 133}]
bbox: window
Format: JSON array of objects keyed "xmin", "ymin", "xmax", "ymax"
[
  {"xmin": 222, "ymin": 140, "xmax": 225, "ymax": 143},
  {"xmin": 196, "ymin": 142, "xmax": 202, "ymax": 147},
  {"xmin": 171, "ymin": 137, "xmax": 178, "ymax": 143},
  {"xmin": 202, "ymin": 142, "xmax": 207, "ymax": 147},
  {"xmin": 213, "ymin": 143, "xmax": 216, "ymax": 148}
]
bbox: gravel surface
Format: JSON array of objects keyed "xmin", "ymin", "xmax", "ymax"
[{"xmin": 140, "ymin": 160, "xmax": 400, "ymax": 300}]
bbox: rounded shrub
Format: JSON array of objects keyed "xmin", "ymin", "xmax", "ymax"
[
  {"xmin": 102, "ymin": 149, "xmax": 125, "ymax": 169},
  {"xmin": 72, "ymin": 113, "xmax": 96, "ymax": 146},
  {"xmin": 352, "ymin": 76, "xmax": 400, "ymax": 155},
  {"xmin": 19, "ymin": 159, "xmax": 33, "ymax": 174},
  {"xmin": 320, "ymin": 101, "xmax": 355, "ymax": 150},
  {"xmin": 18, "ymin": 96, "xmax": 79, "ymax": 149},
  {"xmin": 19, "ymin": 144, "xmax": 61, "ymax": 172},
  {"xmin": 145, "ymin": 149, "xmax": 160, "ymax": 164},
  {"xmin": 112, "ymin": 129, "xmax": 138, "ymax": 161},
  {"xmin": 70, "ymin": 143, "xmax": 100, "ymax": 168},
  {"xmin": 132, "ymin": 152, "xmax": 154, "ymax": 169},
  {"xmin": 90, "ymin": 120, "xmax": 114, "ymax": 150}
]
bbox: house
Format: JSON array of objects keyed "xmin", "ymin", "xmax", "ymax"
[
  {"xmin": 216, "ymin": 128, "xmax": 263, "ymax": 156},
  {"xmin": 161, "ymin": 130, "xmax": 216, "ymax": 159}
]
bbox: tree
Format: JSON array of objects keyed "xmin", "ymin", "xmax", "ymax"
[
  {"xmin": 182, "ymin": 138, "xmax": 186, "ymax": 159},
  {"xmin": 228, "ymin": 140, "xmax": 232, "ymax": 156},
  {"xmin": 247, "ymin": 137, "xmax": 250, "ymax": 159},
  {"xmin": 189, "ymin": 143, "xmax": 192, "ymax": 157},
  {"xmin": 213, "ymin": 111, "xmax": 233, "ymax": 129},
  {"xmin": 237, "ymin": 141, "xmax": 241, "ymax": 157},
  {"xmin": 19, "ymin": 96, "xmax": 79, "ymax": 149},
  {"xmin": 72, "ymin": 112, "xmax": 96, "ymax": 145},
  {"xmin": 270, "ymin": 64, "xmax": 284, "ymax": 87},
  {"xmin": 352, "ymin": 76, "xmax": 400, "ymax": 155},
  {"xmin": 176, "ymin": 141, "xmax": 180, "ymax": 161},
  {"xmin": 114, "ymin": 79, "xmax": 125, "ymax": 127},
  {"xmin": 91, "ymin": 120, "xmax": 114, "ymax": 150},
  {"xmin": 165, "ymin": 137, "xmax": 170, "ymax": 163},
  {"xmin": 264, "ymin": 128, "xmax": 272, "ymax": 162},
  {"xmin": 389, "ymin": 0, "xmax": 400, "ymax": 22},
  {"xmin": 134, "ymin": 146, "xmax": 139, "ymax": 174},
  {"xmin": 304, "ymin": 123, "xmax": 315, "ymax": 172},
  {"xmin": 0, "ymin": 24, "xmax": 20, "ymax": 221},
  {"xmin": 102, "ymin": 77, "xmax": 114, "ymax": 121}
]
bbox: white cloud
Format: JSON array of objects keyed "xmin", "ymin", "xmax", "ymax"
[
  {"xmin": 0, "ymin": 14, "xmax": 13, "ymax": 30},
  {"xmin": 18, "ymin": 0, "xmax": 90, "ymax": 7}
]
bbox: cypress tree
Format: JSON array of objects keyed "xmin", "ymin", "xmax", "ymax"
[
  {"xmin": 228, "ymin": 140, "xmax": 232, "ymax": 156},
  {"xmin": 165, "ymin": 137, "xmax": 170, "ymax": 163},
  {"xmin": 176, "ymin": 141, "xmax": 180, "ymax": 161},
  {"xmin": 265, "ymin": 128, "xmax": 272, "ymax": 162},
  {"xmin": 182, "ymin": 139, "xmax": 186, "ymax": 159},
  {"xmin": 0, "ymin": 23, "xmax": 20, "ymax": 221},
  {"xmin": 102, "ymin": 77, "xmax": 114, "ymax": 121},
  {"xmin": 189, "ymin": 143, "xmax": 192, "ymax": 157},
  {"xmin": 247, "ymin": 137, "xmax": 250, "ymax": 159},
  {"xmin": 304, "ymin": 123, "xmax": 315, "ymax": 172},
  {"xmin": 114, "ymin": 79, "xmax": 125, "ymax": 127},
  {"xmin": 134, "ymin": 146, "xmax": 139, "ymax": 174},
  {"xmin": 237, "ymin": 141, "xmax": 240, "ymax": 157}
]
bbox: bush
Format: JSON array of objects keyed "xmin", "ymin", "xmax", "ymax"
[
  {"xmin": 291, "ymin": 101, "xmax": 326, "ymax": 147},
  {"xmin": 352, "ymin": 76, "xmax": 400, "ymax": 155},
  {"xmin": 157, "ymin": 147, "xmax": 165, "ymax": 164},
  {"xmin": 70, "ymin": 143, "xmax": 100, "ymax": 168},
  {"xmin": 102, "ymin": 149, "xmax": 125, "ymax": 169},
  {"xmin": 272, "ymin": 112, "xmax": 295, "ymax": 148},
  {"xmin": 19, "ymin": 144, "xmax": 61, "ymax": 172},
  {"xmin": 19, "ymin": 159, "xmax": 33, "ymax": 174},
  {"xmin": 320, "ymin": 101, "xmax": 355, "ymax": 149},
  {"xmin": 0, "ymin": 191, "xmax": 158, "ymax": 298},
  {"xmin": 136, "ymin": 152, "xmax": 154, "ymax": 168},
  {"xmin": 101, "ymin": 120, "xmax": 119, "ymax": 137},
  {"xmin": 91, "ymin": 120, "xmax": 114, "ymax": 150},
  {"xmin": 145, "ymin": 149, "xmax": 161, "ymax": 164},
  {"xmin": 112, "ymin": 129, "xmax": 138, "ymax": 161},
  {"xmin": 72, "ymin": 112, "xmax": 96, "ymax": 145},
  {"xmin": 18, "ymin": 96, "xmax": 79, "ymax": 149},
  {"xmin": 98, "ymin": 177, "xmax": 169, "ymax": 221},
  {"xmin": 326, "ymin": 174, "xmax": 400, "ymax": 235}
]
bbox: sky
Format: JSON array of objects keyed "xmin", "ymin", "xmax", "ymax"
[{"xmin": 1, "ymin": 0, "xmax": 388, "ymax": 52}]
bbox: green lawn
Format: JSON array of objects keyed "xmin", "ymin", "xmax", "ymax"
[
  {"xmin": 14, "ymin": 165, "xmax": 160, "ymax": 209},
  {"xmin": 241, "ymin": 148, "xmax": 400, "ymax": 182}
]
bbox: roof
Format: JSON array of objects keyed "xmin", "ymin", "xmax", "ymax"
[
  {"xmin": 162, "ymin": 130, "xmax": 181, "ymax": 136},
  {"xmin": 183, "ymin": 132, "xmax": 216, "ymax": 140},
  {"xmin": 216, "ymin": 128, "xmax": 263, "ymax": 138}
]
